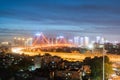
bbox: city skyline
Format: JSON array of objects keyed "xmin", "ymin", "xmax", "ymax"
[{"xmin": 0, "ymin": 0, "xmax": 120, "ymax": 41}]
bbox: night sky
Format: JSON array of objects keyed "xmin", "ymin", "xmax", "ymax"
[{"xmin": 0, "ymin": 0, "xmax": 120, "ymax": 41}]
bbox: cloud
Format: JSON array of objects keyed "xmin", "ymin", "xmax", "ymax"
[
  {"xmin": 1, "ymin": 1, "xmax": 120, "ymax": 27},
  {"xmin": 0, "ymin": 0, "xmax": 120, "ymax": 41}
]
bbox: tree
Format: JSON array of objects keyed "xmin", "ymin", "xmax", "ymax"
[
  {"xmin": 105, "ymin": 63, "xmax": 113, "ymax": 80},
  {"xmin": 83, "ymin": 56, "xmax": 113, "ymax": 80}
]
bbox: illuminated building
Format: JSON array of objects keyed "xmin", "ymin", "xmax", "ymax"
[
  {"xmin": 105, "ymin": 40, "xmax": 109, "ymax": 43},
  {"xmin": 84, "ymin": 36, "xmax": 89, "ymax": 46},
  {"xmin": 101, "ymin": 37, "xmax": 105, "ymax": 44},
  {"xmin": 96, "ymin": 36, "xmax": 105, "ymax": 44},
  {"xmin": 68, "ymin": 39, "xmax": 73, "ymax": 44},
  {"xmin": 13, "ymin": 37, "xmax": 25, "ymax": 46},
  {"xmin": 96, "ymin": 36, "xmax": 101, "ymax": 43},
  {"xmin": 114, "ymin": 41, "xmax": 119, "ymax": 44},
  {"xmin": 74, "ymin": 36, "xmax": 79, "ymax": 46},
  {"xmin": 1, "ymin": 42, "xmax": 9, "ymax": 45},
  {"xmin": 80, "ymin": 37, "xmax": 84, "ymax": 46}
]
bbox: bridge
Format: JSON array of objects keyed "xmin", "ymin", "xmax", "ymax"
[{"xmin": 32, "ymin": 32, "xmax": 75, "ymax": 48}]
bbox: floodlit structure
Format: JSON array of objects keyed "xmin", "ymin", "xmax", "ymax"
[
  {"xmin": 84, "ymin": 36, "xmax": 89, "ymax": 47},
  {"xmin": 96, "ymin": 36, "xmax": 101, "ymax": 43},
  {"xmin": 32, "ymin": 33, "xmax": 74, "ymax": 47},
  {"xmin": 101, "ymin": 37, "xmax": 105, "ymax": 44},
  {"xmin": 74, "ymin": 36, "xmax": 79, "ymax": 46},
  {"xmin": 80, "ymin": 37, "xmax": 84, "ymax": 46}
]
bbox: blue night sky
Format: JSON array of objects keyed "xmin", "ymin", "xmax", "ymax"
[{"xmin": 0, "ymin": 0, "xmax": 120, "ymax": 41}]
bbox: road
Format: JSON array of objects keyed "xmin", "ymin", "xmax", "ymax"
[{"xmin": 11, "ymin": 47, "xmax": 120, "ymax": 62}]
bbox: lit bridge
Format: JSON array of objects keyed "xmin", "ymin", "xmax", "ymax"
[{"xmin": 32, "ymin": 32, "xmax": 75, "ymax": 48}]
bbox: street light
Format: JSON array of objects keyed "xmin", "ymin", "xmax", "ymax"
[
  {"xmin": 100, "ymin": 44, "xmax": 106, "ymax": 80},
  {"xmin": 103, "ymin": 45, "xmax": 106, "ymax": 80}
]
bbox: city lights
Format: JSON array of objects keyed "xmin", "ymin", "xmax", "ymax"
[
  {"xmin": 14, "ymin": 37, "xmax": 16, "ymax": 39},
  {"xmin": 11, "ymin": 47, "xmax": 23, "ymax": 53},
  {"xmin": 88, "ymin": 44, "xmax": 94, "ymax": 50},
  {"xmin": 0, "ymin": 0, "xmax": 120, "ymax": 80},
  {"xmin": 58, "ymin": 36, "xmax": 64, "ymax": 39},
  {"xmin": 35, "ymin": 32, "xmax": 42, "ymax": 36}
]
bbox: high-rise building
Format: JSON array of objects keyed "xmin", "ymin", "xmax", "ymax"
[
  {"xmin": 96, "ymin": 36, "xmax": 101, "ymax": 43},
  {"xmin": 80, "ymin": 37, "xmax": 84, "ymax": 46},
  {"xmin": 74, "ymin": 36, "xmax": 79, "ymax": 46},
  {"xmin": 84, "ymin": 36, "xmax": 89, "ymax": 46},
  {"xmin": 101, "ymin": 37, "xmax": 105, "ymax": 44}
]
